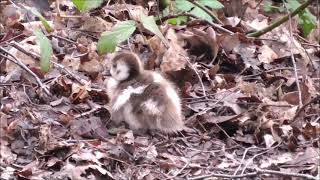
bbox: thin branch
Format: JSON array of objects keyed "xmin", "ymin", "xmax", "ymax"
[
  {"xmin": 300, "ymin": 42, "xmax": 316, "ymax": 70},
  {"xmin": 159, "ymin": 12, "xmax": 233, "ymax": 35},
  {"xmin": 234, "ymin": 146, "xmax": 257, "ymax": 175},
  {"xmin": 49, "ymin": 34, "xmax": 76, "ymax": 44},
  {"xmin": 188, "ymin": 172, "xmax": 258, "ymax": 180},
  {"xmin": 247, "ymin": 0, "xmax": 314, "ymax": 37},
  {"xmin": 158, "ymin": 12, "xmax": 199, "ymax": 22},
  {"xmin": 10, "ymin": 42, "xmax": 87, "ymax": 86},
  {"xmin": 240, "ymin": 143, "xmax": 280, "ymax": 174},
  {"xmin": 292, "ymin": 95, "xmax": 320, "ymax": 122},
  {"xmin": 186, "ymin": 90, "xmax": 239, "ymax": 122},
  {"xmin": 301, "ymin": 42, "xmax": 320, "ymax": 48},
  {"xmin": 255, "ymin": 168, "xmax": 318, "ymax": 180},
  {"xmin": 188, "ymin": 167, "xmax": 318, "ymax": 180},
  {"xmin": 0, "ymin": 83, "xmax": 15, "ymax": 86},
  {"xmin": 282, "ymin": 0, "xmax": 303, "ymax": 107},
  {"xmin": 0, "ymin": 46, "xmax": 51, "ymax": 96},
  {"xmin": 242, "ymin": 67, "xmax": 299, "ymax": 79},
  {"xmin": 0, "ymin": 33, "xmax": 24, "ymax": 45},
  {"xmin": 74, "ymin": 102, "xmax": 102, "ymax": 119},
  {"xmin": 186, "ymin": 0, "xmax": 223, "ymax": 24},
  {"xmin": 253, "ymin": 0, "xmax": 264, "ymax": 9},
  {"xmin": 164, "ymin": 160, "xmax": 190, "ymax": 180},
  {"xmin": 179, "ymin": 53, "xmax": 207, "ymax": 97}
]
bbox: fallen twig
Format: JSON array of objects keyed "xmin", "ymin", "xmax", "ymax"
[
  {"xmin": 240, "ymin": 143, "xmax": 280, "ymax": 174},
  {"xmin": 242, "ymin": 67, "xmax": 299, "ymax": 79},
  {"xmin": 188, "ymin": 167, "xmax": 318, "ymax": 180},
  {"xmin": 0, "ymin": 46, "xmax": 51, "ymax": 96},
  {"xmin": 186, "ymin": 90, "xmax": 239, "ymax": 121},
  {"xmin": 159, "ymin": 12, "xmax": 233, "ymax": 35},
  {"xmin": 301, "ymin": 43, "xmax": 320, "ymax": 48},
  {"xmin": 188, "ymin": 172, "xmax": 258, "ymax": 180},
  {"xmin": 164, "ymin": 160, "xmax": 190, "ymax": 180},
  {"xmin": 292, "ymin": 95, "xmax": 320, "ymax": 122},
  {"xmin": 179, "ymin": 53, "xmax": 207, "ymax": 97},
  {"xmin": 255, "ymin": 168, "xmax": 318, "ymax": 180},
  {"xmin": 49, "ymin": 34, "xmax": 76, "ymax": 44},
  {"xmin": 74, "ymin": 101, "xmax": 103, "ymax": 119},
  {"xmin": 10, "ymin": 42, "xmax": 87, "ymax": 86},
  {"xmin": 283, "ymin": 0, "xmax": 303, "ymax": 107},
  {"xmin": 233, "ymin": 146, "xmax": 257, "ymax": 175}
]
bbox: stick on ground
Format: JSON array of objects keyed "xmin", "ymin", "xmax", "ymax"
[{"xmin": 0, "ymin": 46, "xmax": 51, "ymax": 96}]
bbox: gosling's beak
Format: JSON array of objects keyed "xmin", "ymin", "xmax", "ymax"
[{"xmin": 104, "ymin": 69, "xmax": 112, "ymax": 76}]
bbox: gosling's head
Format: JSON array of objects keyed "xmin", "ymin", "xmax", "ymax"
[{"xmin": 110, "ymin": 52, "xmax": 143, "ymax": 82}]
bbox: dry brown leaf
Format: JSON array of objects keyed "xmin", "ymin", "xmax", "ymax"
[
  {"xmin": 38, "ymin": 124, "xmax": 51, "ymax": 151},
  {"xmin": 263, "ymin": 134, "xmax": 276, "ymax": 148},
  {"xmin": 258, "ymin": 45, "xmax": 278, "ymax": 63},
  {"xmin": 1, "ymin": 1, "xmax": 319, "ymax": 178},
  {"xmin": 61, "ymin": 55, "xmax": 81, "ymax": 71},
  {"xmin": 220, "ymin": 33, "xmax": 240, "ymax": 53},
  {"xmin": 81, "ymin": 17, "xmax": 110, "ymax": 32},
  {"xmin": 224, "ymin": 17, "xmax": 241, "ymax": 27},
  {"xmin": 79, "ymin": 58, "xmax": 104, "ymax": 76},
  {"xmin": 281, "ymin": 82, "xmax": 311, "ymax": 105},
  {"xmin": 160, "ymin": 28, "xmax": 187, "ymax": 72},
  {"xmin": 6, "ymin": 37, "xmax": 39, "ymax": 72},
  {"xmin": 70, "ymin": 82, "xmax": 90, "ymax": 103},
  {"xmin": 104, "ymin": 4, "xmax": 148, "ymax": 22},
  {"xmin": 260, "ymin": 152, "xmax": 293, "ymax": 168},
  {"xmin": 247, "ymin": 18, "xmax": 268, "ymax": 31},
  {"xmin": 0, "ymin": 143, "xmax": 16, "ymax": 165},
  {"xmin": 180, "ymin": 27, "xmax": 219, "ymax": 64}
]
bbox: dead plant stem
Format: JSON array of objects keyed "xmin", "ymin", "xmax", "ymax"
[
  {"xmin": 283, "ymin": 1, "xmax": 303, "ymax": 107},
  {"xmin": 0, "ymin": 46, "xmax": 51, "ymax": 95}
]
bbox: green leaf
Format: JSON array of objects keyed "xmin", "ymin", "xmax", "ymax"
[
  {"xmin": 175, "ymin": 0, "xmax": 194, "ymax": 11},
  {"xmin": 263, "ymin": 1, "xmax": 280, "ymax": 13},
  {"xmin": 98, "ymin": 35, "xmax": 117, "ymax": 54},
  {"xmin": 199, "ymin": 0, "xmax": 224, "ymax": 9},
  {"xmin": 167, "ymin": 18, "xmax": 177, "ymax": 25},
  {"xmin": 189, "ymin": 6, "xmax": 212, "ymax": 21},
  {"xmin": 298, "ymin": 11, "xmax": 317, "ymax": 37},
  {"xmin": 166, "ymin": 16, "xmax": 188, "ymax": 25},
  {"xmin": 175, "ymin": 0, "xmax": 223, "ymax": 22},
  {"xmin": 286, "ymin": 0, "xmax": 300, "ymax": 11},
  {"xmin": 71, "ymin": 0, "xmax": 103, "ymax": 12},
  {"xmin": 141, "ymin": 15, "xmax": 169, "ymax": 47},
  {"xmin": 97, "ymin": 20, "xmax": 136, "ymax": 54},
  {"xmin": 29, "ymin": 8, "xmax": 53, "ymax": 33},
  {"xmin": 34, "ymin": 29, "xmax": 52, "ymax": 73},
  {"xmin": 286, "ymin": 0, "xmax": 317, "ymax": 37}
]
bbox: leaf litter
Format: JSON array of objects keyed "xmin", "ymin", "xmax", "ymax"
[{"xmin": 0, "ymin": 0, "xmax": 319, "ymax": 179}]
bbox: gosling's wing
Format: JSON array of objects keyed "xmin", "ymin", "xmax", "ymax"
[
  {"xmin": 112, "ymin": 84, "xmax": 147, "ymax": 111},
  {"xmin": 134, "ymin": 99, "xmax": 184, "ymax": 133},
  {"xmin": 130, "ymin": 83, "xmax": 165, "ymax": 115},
  {"xmin": 130, "ymin": 84, "xmax": 185, "ymax": 133}
]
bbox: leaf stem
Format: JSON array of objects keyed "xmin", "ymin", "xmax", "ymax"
[
  {"xmin": 158, "ymin": 12, "xmax": 233, "ymax": 34},
  {"xmin": 186, "ymin": 0, "xmax": 223, "ymax": 24}
]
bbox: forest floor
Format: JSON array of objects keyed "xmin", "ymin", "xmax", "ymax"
[{"xmin": 0, "ymin": 0, "xmax": 319, "ymax": 179}]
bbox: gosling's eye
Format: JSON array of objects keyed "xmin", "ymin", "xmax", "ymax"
[{"xmin": 112, "ymin": 64, "xmax": 117, "ymax": 68}]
